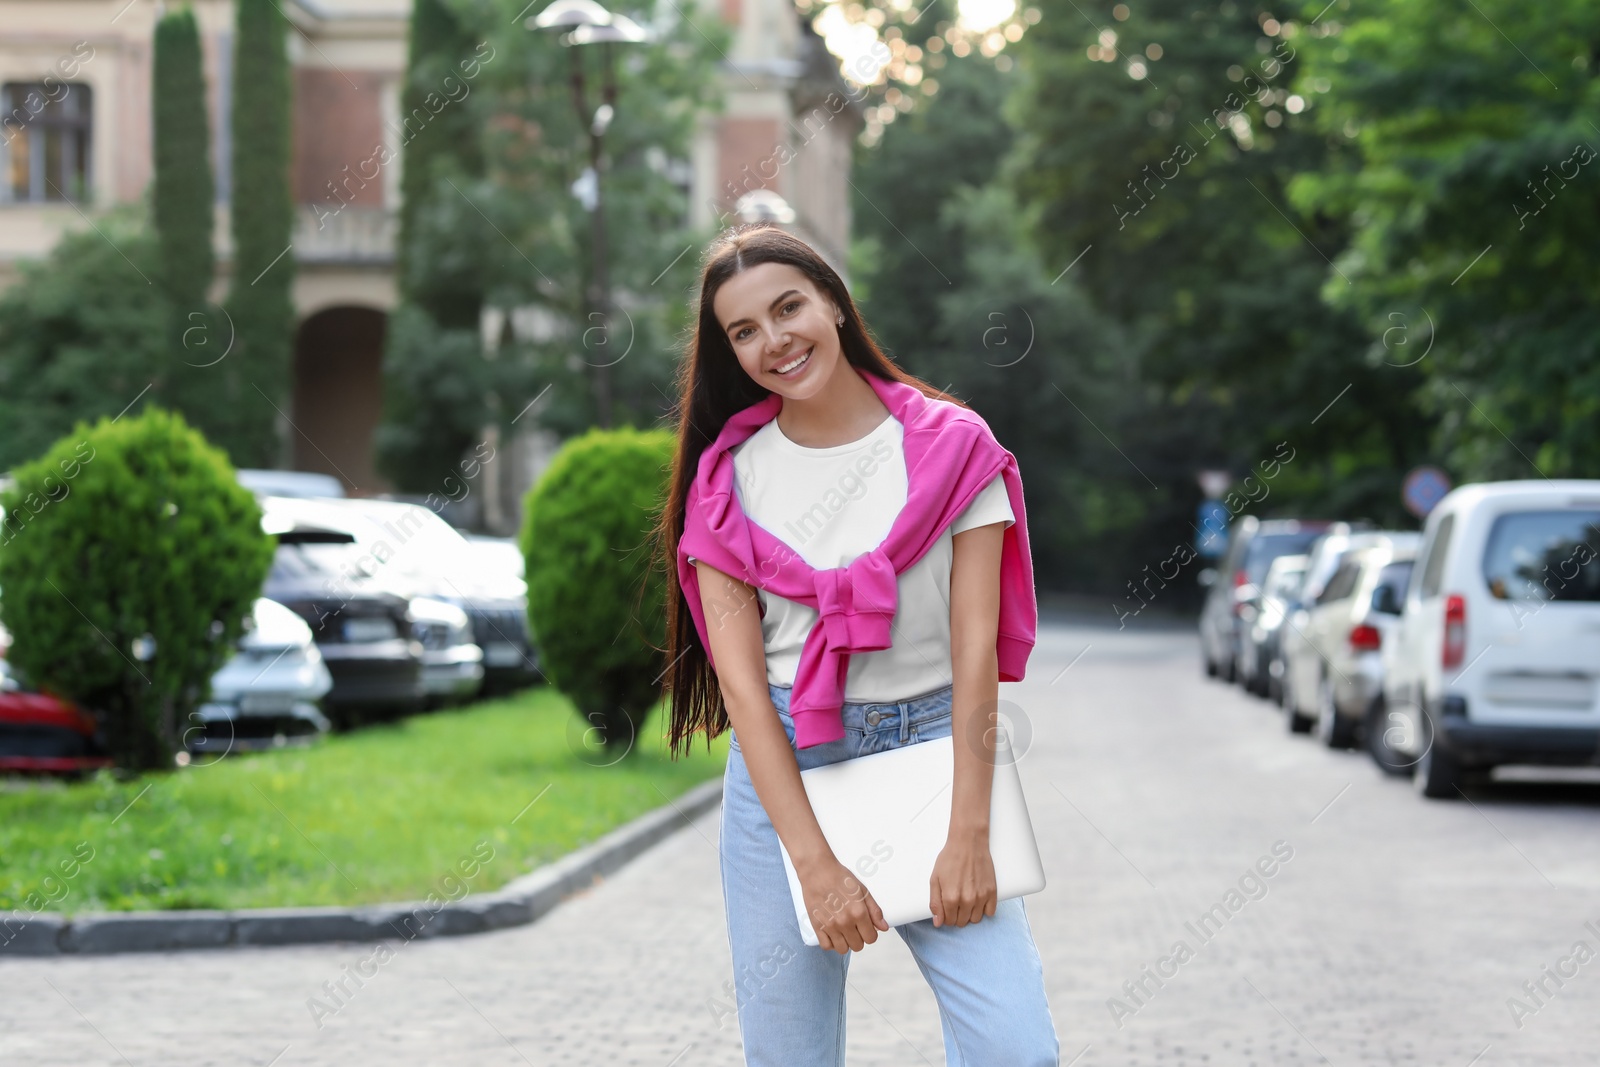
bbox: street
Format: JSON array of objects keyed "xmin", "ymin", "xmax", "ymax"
[{"xmin": 3, "ymin": 615, "xmax": 1599, "ymax": 1066}]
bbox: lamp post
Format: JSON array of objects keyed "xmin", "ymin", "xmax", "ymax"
[{"xmin": 527, "ymin": 0, "xmax": 650, "ymax": 430}]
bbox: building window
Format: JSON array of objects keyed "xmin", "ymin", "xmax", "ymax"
[{"xmin": 1, "ymin": 82, "xmax": 94, "ymax": 203}]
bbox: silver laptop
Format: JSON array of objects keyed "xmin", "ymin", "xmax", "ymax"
[{"xmin": 776, "ymin": 729, "xmax": 1046, "ymax": 947}]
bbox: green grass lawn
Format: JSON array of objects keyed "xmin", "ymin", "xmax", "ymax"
[{"xmin": 0, "ymin": 685, "xmax": 728, "ymax": 913}]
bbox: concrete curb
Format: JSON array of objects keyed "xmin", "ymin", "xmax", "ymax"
[{"xmin": 2, "ymin": 776, "xmax": 724, "ymax": 957}]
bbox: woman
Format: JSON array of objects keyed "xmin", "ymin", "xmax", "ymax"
[{"xmin": 653, "ymin": 223, "xmax": 1059, "ymax": 1066}]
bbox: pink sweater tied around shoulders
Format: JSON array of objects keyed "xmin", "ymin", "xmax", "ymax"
[{"xmin": 676, "ymin": 369, "xmax": 1039, "ymax": 749}]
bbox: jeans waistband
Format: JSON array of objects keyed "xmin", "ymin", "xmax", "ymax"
[{"xmin": 766, "ymin": 680, "xmax": 954, "ymax": 739}]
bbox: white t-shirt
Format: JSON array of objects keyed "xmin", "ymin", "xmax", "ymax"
[{"xmin": 688, "ymin": 410, "xmax": 1014, "ymax": 701}]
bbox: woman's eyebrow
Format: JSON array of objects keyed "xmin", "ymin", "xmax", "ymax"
[{"xmin": 724, "ymin": 289, "xmax": 803, "ymax": 333}]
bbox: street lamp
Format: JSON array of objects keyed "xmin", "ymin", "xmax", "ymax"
[
  {"xmin": 733, "ymin": 189, "xmax": 796, "ymax": 225},
  {"xmin": 527, "ymin": 0, "xmax": 651, "ymax": 430}
]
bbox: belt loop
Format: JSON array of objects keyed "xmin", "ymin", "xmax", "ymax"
[{"xmin": 898, "ymin": 699, "xmax": 910, "ymax": 744}]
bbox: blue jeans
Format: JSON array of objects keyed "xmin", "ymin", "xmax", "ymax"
[{"xmin": 719, "ymin": 681, "xmax": 1060, "ymax": 1066}]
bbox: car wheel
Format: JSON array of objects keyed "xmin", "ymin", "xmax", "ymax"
[
  {"xmin": 1365, "ymin": 696, "xmax": 1413, "ymax": 777},
  {"xmin": 1244, "ymin": 656, "xmax": 1265, "ymax": 697},
  {"xmin": 1285, "ymin": 690, "xmax": 1313, "ymax": 734},
  {"xmin": 1413, "ymin": 740, "xmax": 1466, "ymax": 799},
  {"xmin": 1315, "ymin": 675, "xmax": 1359, "ymax": 749}
]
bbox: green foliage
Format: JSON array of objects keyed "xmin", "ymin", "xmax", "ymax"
[
  {"xmin": 395, "ymin": 0, "xmax": 489, "ymax": 330},
  {"xmin": 378, "ymin": 0, "xmax": 495, "ymax": 491},
  {"xmin": 0, "ymin": 408, "xmax": 275, "ymax": 773},
  {"xmin": 1289, "ymin": 0, "xmax": 1600, "ymax": 478},
  {"xmin": 520, "ymin": 427, "xmax": 672, "ymax": 756},
  {"xmin": 152, "ymin": 5, "xmax": 224, "ymax": 434},
  {"xmin": 222, "ymin": 0, "xmax": 296, "ymax": 468},
  {"xmin": 152, "ymin": 6, "xmax": 214, "ymax": 317},
  {"xmin": 0, "ymin": 208, "xmax": 167, "ymax": 471},
  {"xmin": 995, "ymin": 0, "xmax": 1437, "ymax": 587}
]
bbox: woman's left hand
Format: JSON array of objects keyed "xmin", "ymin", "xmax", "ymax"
[{"xmin": 929, "ymin": 829, "xmax": 997, "ymax": 928}]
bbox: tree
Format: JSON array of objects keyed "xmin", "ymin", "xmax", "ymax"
[
  {"xmin": 521, "ymin": 427, "xmax": 673, "ymax": 757},
  {"xmin": 152, "ymin": 5, "xmax": 223, "ymax": 431},
  {"xmin": 377, "ymin": 0, "xmax": 730, "ymax": 493},
  {"xmin": 1005, "ymin": 0, "xmax": 1433, "ymax": 553},
  {"xmin": 396, "ymin": 0, "xmax": 489, "ymax": 333},
  {"xmin": 0, "ymin": 408, "xmax": 275, "ymax": 773},
  {"xmin": 223, "ymin": 0, "xmax": 296, "ymax": 469},
  {"xmin": 152, "ymin": 6, "xmax": 214, "ymax": 326},
  {"xmin": 375, "ymin": 0, "xmax": 494, "ymax": 493},
  {"xmin": 1288, "ymin": 0, "xmax": 1600, "ymax": 479}
]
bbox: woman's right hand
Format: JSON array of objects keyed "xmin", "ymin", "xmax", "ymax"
[{"xmin": 798, "ymin": 855, "xmax": 890, "ymax": 954}]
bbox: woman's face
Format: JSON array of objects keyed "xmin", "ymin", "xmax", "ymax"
[{"xmin": 712, "ymin": 262, "xmax": 842, "ymax": 399}]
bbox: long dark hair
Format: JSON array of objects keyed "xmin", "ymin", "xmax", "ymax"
[{"xmin": 650, "ymin": 222, "xmax": 969, "ymax": 760}]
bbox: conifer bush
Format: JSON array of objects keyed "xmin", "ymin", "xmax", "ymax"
[
  {"xmin": 520, "ymin": 427, "xmax": 672, "ymax": 757},
  {"xmin": 0, "ymin": 408, "xmax": 275, "ymax": 772}
]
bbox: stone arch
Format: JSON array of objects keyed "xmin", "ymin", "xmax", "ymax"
[{"xmin": 291, "ymin": 305, "xmax": 389, "ymax": 494}]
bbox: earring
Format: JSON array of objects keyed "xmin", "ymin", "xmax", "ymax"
[{"xmin": 836, "ymin": 313, "xmax": 844, "ymax": 327}]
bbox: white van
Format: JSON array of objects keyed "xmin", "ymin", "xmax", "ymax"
[{"xmin": 1382, "ymin": 480, "xmax": 1600, "ymax": 797}]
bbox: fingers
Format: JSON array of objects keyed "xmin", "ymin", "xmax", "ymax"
[
  {"xmin": 930, "ymin": 879, "xmax": 998, "ymax": 928},
  {"xmin": 820, "ymin": 908, "xmax": 881, "ymax": 954}
]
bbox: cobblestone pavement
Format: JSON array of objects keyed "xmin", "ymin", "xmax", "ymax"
[{"xmin": 4, "ymin": 617, "xmax": 1599, "ymax": 1066}]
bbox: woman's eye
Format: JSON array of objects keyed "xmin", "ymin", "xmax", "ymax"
[{"xmin": 733, "ymin": 301, "xmax": 799, "ymax": 341}]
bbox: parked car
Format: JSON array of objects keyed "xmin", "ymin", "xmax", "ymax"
[
  {"xmin": 236, "ymin": 469, "xmax": 346, "ymax": 499},
  {"xmin": 1240, "ymin": 553, "xmax": 1308, "ymax": 700},
  {"xmin": 186, "ymin": 597, "xmax": 334, "ymax": 756},
  {"xmin": 262, "ymin": 497, "xmax": 492, "ymax": 705},
  {"xmin": 1199, "ymin": 517, "xmax": 1333, "ymax": 683},
  {"xmin": 261, "ymin": 509, "xmax": 428, "ymax": 728},
  {"xmin": 0, "ymin": 620, "xmax": 112, "ymax": 777},
  {"xmin": 1285, "ymin": 521, "xmax": 1378, "ymax": 608},
  {"xmin": 1286, "ymin": 535, "xmax": 1421, "ymax": 746},
  {"xmin": 313, "ymin": 498, "xmax": 540, "ymax": 694},
  {"xmin": 1383, "ymin": 480, "xmax": 1600, "ymax": 798},
  {"xmin": 464, "ymin": 534, "xmax": 525, "ymax": 580},
  {"xmin": 1278, "ymin": 528, "xmax": 1406, "ymax": 726},
  {"xmin": 407, "ymin": 594, "xmax": 485, "ymax": 707}
]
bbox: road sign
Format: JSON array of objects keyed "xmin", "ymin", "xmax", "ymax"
[
  {"xmin": 1195, "ymin": 499, "xmax": 1230, "ymax": 559},
  {"xmin": 1402, "ymin": 466, "xmax": 1452, "ymax": 518}
]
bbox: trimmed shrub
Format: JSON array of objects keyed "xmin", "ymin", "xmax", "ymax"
[
  {"xmin": 521, "ymin": 427, "xmax": 672, "ymax": 756},
  {"xmin": 0, "ymin": 407, "xmax": 275, "ymax": 773}
]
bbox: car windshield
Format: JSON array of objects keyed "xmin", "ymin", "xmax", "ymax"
[
  {"xmin": 1264, "ymin": 565, "xmax": 1306, "ymax": 598},
  {"xmin": 268, "ymin": 542, "xmax": 376, "ymax": 585},
  {"xmin": 334, "ymin": 506, "xmax": 511, "ymax": 592},
  {"xmin": 1374, "ymin": 560, "xmax": 1414, "ymax": 604},
  {"xmin": 1482, "ymin": 510, "xmax": 1600, "ymax": 602},
  {"xmin": 1244, "ymin": 532, "xmax": 1326, "ymax": 584}
]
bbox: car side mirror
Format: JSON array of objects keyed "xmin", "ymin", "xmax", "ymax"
[
  {"xmin": 1371, "ymin": 585, "xmax": 1401, "ymax": 615},
  {"xmin": 1198, "ymin": 568, "xmax": 1217, "ymax": 588}
]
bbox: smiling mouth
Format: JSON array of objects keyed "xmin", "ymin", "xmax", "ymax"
[{"xmin": 772, "ymin": 347, "xmax": 813, "ymax": 376}]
